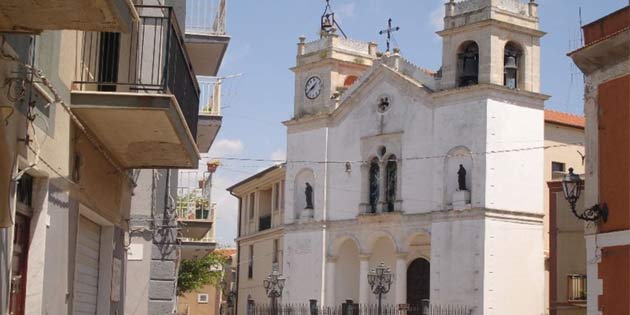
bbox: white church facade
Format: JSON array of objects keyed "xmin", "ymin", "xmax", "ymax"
[{"xmin": 237, "ymin": 1, "xmax": 556, "ymax": 314}]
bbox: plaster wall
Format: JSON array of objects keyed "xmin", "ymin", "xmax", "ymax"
[
  {"xmin": 430, "ymin": 219, "xmax": 484, "ymax": 309},
  {"xmin": 484, "ymin": 99, "xmax": 544, "ymax": 213},
  {"xmin": 281, "ymin": 229, "xmax": 324, "ymax": 304},
  {"xmin": 285, "ymin": 127, "xmax": 327, "ymax": 223},
  {"xmin": 483, "ymin": 218, "xmax": 544, "ymax": 315}
]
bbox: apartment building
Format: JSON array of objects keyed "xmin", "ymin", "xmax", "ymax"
[
  {"xmin": 227, "ymin": 164, "xmax": 286, "ymax": 315},
  {"xmin": 544, "ymin": 111, "xmax": 587, "ymax": 315},
  {"xmin": 568, "ymin": 6, "xmax": 630, "ymax": 315},
  {"xmin": 0, "ymin": 0, "xmax": 227, "ymax": 314}
]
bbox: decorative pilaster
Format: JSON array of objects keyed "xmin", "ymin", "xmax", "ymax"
[
  {"xmin": 395, "ymin": 252, "xmax": 408, "ymax": 305},
  {"xmin": 378, "ymin": 161, "xmax": 387, "ymax": 212},
  {"xmin": 359, "ymin": 254, "xmax": 371, "ymax": 304},
  {"xmin": 325, "ymin": 256, "xmax": 337, "ymax": 306}
]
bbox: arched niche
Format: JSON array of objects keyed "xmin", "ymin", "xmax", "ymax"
[
  {"xmin": 443, "ymin": 146, "xmax": 473, "ymax": 208},
  {"xmin": 456, "ymin": 41, "xmax": 479, "ymax": 87},
  {"xmin": 294, "ymin": 168, "xmax": 315, "ymax": 219}
]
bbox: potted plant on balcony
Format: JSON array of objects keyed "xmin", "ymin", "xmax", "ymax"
[
  {"xmin": 207, "ymin": 160, "xmax": 220, "ymax": 173},
  {"xmin": 195, "ymin": 198, "xmax": 210, "ymax": 219}
]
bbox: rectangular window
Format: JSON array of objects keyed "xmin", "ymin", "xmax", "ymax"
[
  {"xmin": 248, "ymin": 245, "xmax": 254, "ymax": 279},
  {"xmin": 248, "ymin": 192, "xmax": 255, "ymax": 220},
  {"xmin": 552, "ymin": 162, "xmax": 566, "ymax": 173},
  {"xmin": 273, "ymin": 239, "xmax": 279, "ymax": 264},
  {"xmin": 197, "ymin": 293, "xmax": 209, "ymax": 303},
  {"xmin": 16, "ymin": 173, "xmax": 34, "ymax": 208},
  {"xmin": 567, "ymin": 274, "xmax": 587, "ymax": 301}
]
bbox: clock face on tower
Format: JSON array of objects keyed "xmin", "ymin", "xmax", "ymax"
[{"xmin": 304, "ymin": 76, "xmax": 322, "ymax": 99}]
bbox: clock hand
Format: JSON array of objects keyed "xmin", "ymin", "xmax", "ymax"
[{"xmin": 307, "ymin": 84, "xmax": 316, "ymax": 93}]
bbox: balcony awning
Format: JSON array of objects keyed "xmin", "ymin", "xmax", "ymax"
[
  {"xmin": 0, "ymin": 0, "xmax": 137, "ymax": 33},
  {"xmin": 180, "ymin": 240, "xmax": 216, "ymax": 260},
  {"xmin": 70, "ymin": 91, "xmax": 200, "ymax": 169},
  {"xmin": 178, "ymin": 219, "xmax": 213, "ymax": 240},
  {"xmin": 185, "ymin": 33, "xmax": 230, "ymax": 76}
]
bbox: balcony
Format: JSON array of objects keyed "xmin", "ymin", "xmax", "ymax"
[
  {"xmin": 176, "ymin": 171, "xmax": 215, "ymax": 240},
  {"xmin": 196, "ymin": 78, "xmax": 223, "ymax": 153},
  {"xmin": 185, "ymin": 0, "xmax": 230, "ymax": 76},
  {"xmin": 0, "ymin": 0, "xmax": 137, "ymax": 34},
  {"xmin": 71, "ymin": 5, "xmax": 201, "ymax": 169}
]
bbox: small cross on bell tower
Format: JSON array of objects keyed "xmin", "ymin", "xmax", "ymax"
[{"xmin": 379, "ymin": 18, "xmax": 400, "ymax": 52}]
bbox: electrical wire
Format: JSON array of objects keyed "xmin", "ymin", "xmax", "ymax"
[{"xmin": 209, "ymin": 142, "xmax": 583, "ymax": 165}]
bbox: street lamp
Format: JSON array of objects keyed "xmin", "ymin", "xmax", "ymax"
[
  {"xmin": 368, "ymin": 262, "xmax": 393, "ymax": 315},
  {"xmin": 562, "ymin": 167, "xmax": 608, "ymax": 222},
  {"xmin": 263, "ymin": 268, "xmax": 286, "ymax": 315}
]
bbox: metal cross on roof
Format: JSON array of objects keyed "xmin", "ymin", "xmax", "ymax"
[{"xmin": 379, "ymin": 18, "xmax": 400, "ymax": 52}]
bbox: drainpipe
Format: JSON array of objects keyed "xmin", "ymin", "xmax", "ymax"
[
  {"xmin": 230, "ymin": 191, "xmax": 242, "ymax": 315},
  {"xmin": 320, "ymin": 126, "xmax": 330, "ymax": 305}
]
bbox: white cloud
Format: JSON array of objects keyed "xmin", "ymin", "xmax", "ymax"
[
  {"xmin": 208, "ymin": 138, "xmax": 244, "ymax": 157},
  {"xmin": 270, "ymin": 148, "xmax": 286, "ymax": 162}
]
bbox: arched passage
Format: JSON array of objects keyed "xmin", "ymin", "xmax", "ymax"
[{"xmin": 407, "ymin": 258, "xmax": 430, "ymax": 308}]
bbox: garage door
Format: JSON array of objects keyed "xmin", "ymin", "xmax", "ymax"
[{"xmin": 74, "ymin": 216, "xmax": 102, "ymax": 315}]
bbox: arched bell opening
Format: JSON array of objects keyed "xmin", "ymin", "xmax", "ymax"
[{"xmin": 456, "ymin": 41, "xmax": 479, "ymax": 87}]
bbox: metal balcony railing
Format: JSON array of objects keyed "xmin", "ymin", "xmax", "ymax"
[
  {"xmin": 74, "ymin": 5, "xmax": 200, "ymax": 138},
  {"xmin": 185, "ymin": 0, "xmax": 226, "ymax": 35}
]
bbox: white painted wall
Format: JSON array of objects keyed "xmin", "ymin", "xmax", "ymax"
[{"xmin": 282, "ymin": 229, "xmax": 324, "ymax": 304}]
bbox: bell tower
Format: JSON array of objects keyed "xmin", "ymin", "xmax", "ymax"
[
  {"xmin": 291, "ymin": 31, "xmax": 378, "ymax": 119},
  {"xmin": 437, "ymin": 0, "xmax": 544, "ymax": 92}
]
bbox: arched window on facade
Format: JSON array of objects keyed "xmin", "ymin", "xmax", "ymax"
[
  {"xmin": 457, "ymin": 41, "xmax": 479, "ymax": 87},
  {"xmin": 385, "ymin": 155, "xmax": 397, "ymax": 212},
  {"xmin": 504, "ymin": 42, "xmax": 523, "ymax": 89},
  {"xmin": 369, "ymin": 158, "xmax": 380, "ymax": 213}
]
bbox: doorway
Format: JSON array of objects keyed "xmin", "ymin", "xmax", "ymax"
[{"xmin": 406, "ymin": 258, "xmax": 430, "ymax": 310}]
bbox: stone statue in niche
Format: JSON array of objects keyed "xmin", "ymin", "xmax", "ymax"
[
  {"xmin": 457, "ymin": 164, "xmax": 467, "ymax": 191},
  {"xmin": 305, "ymin": 182, "xmax": 314, "ymax": 209}
]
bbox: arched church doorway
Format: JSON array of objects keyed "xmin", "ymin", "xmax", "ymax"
[{"xmin": 407, "ymin": 258, "xmax": 430, "ymax": 309}]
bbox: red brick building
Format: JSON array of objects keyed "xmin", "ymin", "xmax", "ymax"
[{"xmin": 569, "ymin": 6, "xmax": 630, "ymax": 315}]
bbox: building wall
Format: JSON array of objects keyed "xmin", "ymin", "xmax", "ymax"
[
  {"xmin": 178, "ymin": 284, "xmax": 221, "ymax": 315},
  {"xmin": 0, "ymin": 27, "xmax": 132, "ymax": 315},
  {"xmin": 575, "ymin": 8, "xmax": 630, "ymax": 313},
  {"xmin": 237, "ymin": 233, "xmax": 284, "ymax": 315},
  {"xmin": 549, "ymin": 183, "xmax": 587, "ymax": 315},
  {"xmin": 543, "ymin": 122, "xmax": 586, "ymax": 315}
]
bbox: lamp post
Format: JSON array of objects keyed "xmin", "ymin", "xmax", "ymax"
[
  {"xmin": 562, "ymin": 167, "xmax": 608, "ymax": 222},
  {"xmin": 263, "ymin": 268, "xmax": 286, "ymax": 315},
  {"xmin": 368, "ymin": 262, "xmax": 393, "ymax": 315}
]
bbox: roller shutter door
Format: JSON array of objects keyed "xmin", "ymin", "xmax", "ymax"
[{"xmin": 73, "ymin": 216, "xmax": 101, "ymax": 315}]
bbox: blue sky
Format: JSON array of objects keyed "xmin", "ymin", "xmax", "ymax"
[{"xmin": 206, "ymin": 0, "xmax": 629, "ymax": 246}]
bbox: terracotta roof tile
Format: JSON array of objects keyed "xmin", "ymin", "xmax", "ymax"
[
  {"xmin": 544, "ymin": 109, "xmax": 585, "ymax": 129},
  {"xmin": 216, "ymin": 248, "xmax": 237, "ymax": 257}
]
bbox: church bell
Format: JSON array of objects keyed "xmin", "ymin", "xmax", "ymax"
[{"xmin": 504, "ymin": 55, "xmax": 518, "ymax": 71}]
